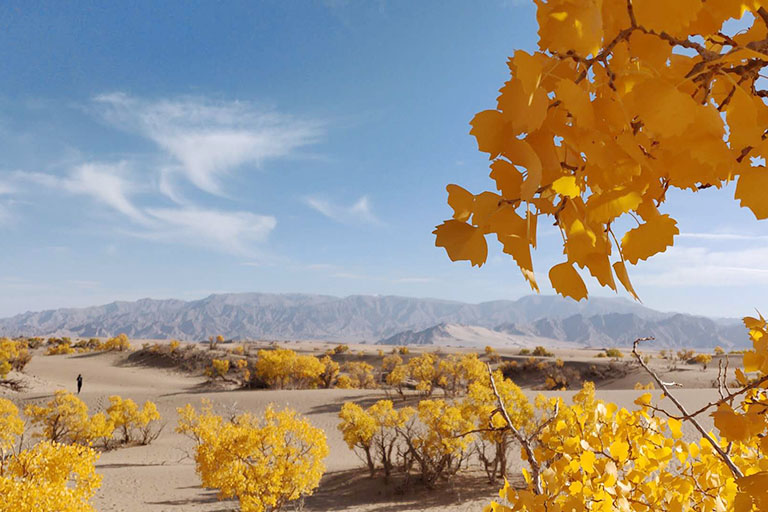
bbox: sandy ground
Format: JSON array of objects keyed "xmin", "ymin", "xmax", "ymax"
[{"xmin": 2, "ymin": 344, "xmax": 731, "ymax": 512}]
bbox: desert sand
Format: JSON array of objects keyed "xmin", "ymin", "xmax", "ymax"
[{"xmin": 1, "ymin": 342, "xmax": 731, "ymax": 512}]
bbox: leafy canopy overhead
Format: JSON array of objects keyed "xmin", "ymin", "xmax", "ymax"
[{"xmin": 435, "ymin": 0, "xmax": 768, "ymax": 301}]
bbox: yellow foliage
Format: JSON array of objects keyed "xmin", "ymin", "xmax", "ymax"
[
  {"xmin": 318, "ymin": 355, "xmax": 339, "ymax": 388},
  {"xmin": 101, "ymin": 333, "xmax": 131, "ymax": 352},
  {"xmin": 0, "ymin": 339, "xmax": 30, "ymax": 378},
  {"xmin": 25, "ymin": 390, "xmax": 104, "ymax": 445},
  {"xmin": 254, "ymin": 349, "xmax": 324, "ymax": 389},
  {"xmin": 337, "ymin": 400, "xmax": 410, "ymax": 478},
  {"xmin": 407, "ymin": 353, "xmax": 439, "ymax": 397},
  {"xmin": 0, "ymin": 440, "xmax": 102, "ymax": 512},
  {"xmin": 46, "ymin": 342, "xmax": 74, "ymax": 356},
  {"xmin": 436, "ymin": 0, "xmax": 768, "ymax": 302},
  {"xmin": 0, "ymin": 398, "xmax": 24, "ymax": 454},
  {"xmin": 176, "ymin": 400, "xmax": 328, "ymax": 512},
  {"xmin": 437, "ymin": 353, "xmax": 487, "ymax": 397},
  {"xmin": 206, "ymin": 359, "xmax": 230, "ymax": 379},
  {"xmin": 107, "ymin": 395, "xmax": 161, "ymax": 444},
  {"xmin": 400, "ymin": 399, "xmax": 474, "ymax": 488},
  {"xmin": 343, "ymin": 361, "xmax": 376, "ymax": 389}
]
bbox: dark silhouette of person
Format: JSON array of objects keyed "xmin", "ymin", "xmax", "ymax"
[{"xmin": 76, "ymin": 374, "xmax": 83, "ymax": 394}]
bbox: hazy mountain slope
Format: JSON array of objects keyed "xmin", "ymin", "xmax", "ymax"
[
  {"xmin": 0, "ymin": 292, "xmax": 745, "ymax": 347},
  {"xmin": 378, "ymin": 323, "xmax": 577, "ymax": 349}
]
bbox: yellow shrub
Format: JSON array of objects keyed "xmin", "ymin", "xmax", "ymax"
[
  {"xmin": 25, "ymin": 390, "xmax": 98, "ymax": 444},
  {"xmin": 436, "ymin": 353, "xmax": 487, "ymax": 397},
  {"xmin": 0, "ymin": 440, "xmax": 102, "ymax": 512},
  {"xmin": 343, "ymin": 361, "xmax": 376, "ymax": 389},
  {"xmin": 177, "ymin": 400, "xmax": 328, "ymax": 512},
  {"xmin": 0, "ymin": 338, "xmax": 31, "ymax": 378},
  {"xmin": 399, "ymin": 399, "xmax": 474, "ymax": 488},
  {"xmin": 206, "ymin": 359, "xmax": 231, "ymax": 380},
  {"xmin": 335, "ymin": 374, "xmax": 353, "ymax": 389},
  {"xmin": 101, "ymin": 333, "xmax": 131, "ymax": 352},
  {"xmin": 0, "ymin": 398, "xmax": 24, "ymax": 453},
  {"xmin": 318, "ymin": 355, "xmax": 339, "ymax": 388},
  {"xmin": 107, "ymin": 396, "xmax": 161, "ymax": 445},
  {"xmin": 169, "ymin": 340, "xmax": 181, "ymax": 352},
  {"xmin": 46, "ymin": 342, "xmax": 74, "ymax": 356},
  {"xmin": 407, "ymin": 353, "xmax": 438, "ymax": 397},
  {"xmin": 254, "ymin": 349, "xmax": 324, "ymax": 389},
  {"xmin": 337, "ymin": 400, "xmax": 409, "ymax": 479}
]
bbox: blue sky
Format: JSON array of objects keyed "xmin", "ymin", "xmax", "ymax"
[{"xmin": 0, "ymin": 1, "xmax": 766, "ymax": 319}]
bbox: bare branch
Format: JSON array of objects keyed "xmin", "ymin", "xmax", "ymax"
[
  {"xmin": 486, "ymin": 363, "xmax": 544, "ymax": 494},
  {"xmin": 631, "ymin": 337, "xmax": 744, "ymax": 479}
]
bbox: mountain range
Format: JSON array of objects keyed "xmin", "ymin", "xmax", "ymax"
[{"xmin": 0, "ymin": 293, "xmax": 748, "ymax": 349}]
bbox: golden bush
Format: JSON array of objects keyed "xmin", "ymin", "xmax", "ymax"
[{"xmin": 177, "ymin": 400, "xmax": 328, "ymax": 512}]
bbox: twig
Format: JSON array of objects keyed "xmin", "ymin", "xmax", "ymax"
[{"xmin": 631, "ymin": 337, "xmax": 744, "ymax": 479}]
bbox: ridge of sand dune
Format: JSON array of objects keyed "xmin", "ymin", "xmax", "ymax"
[{"xmin": 6, "ymin": 347, "xmax": 725, "ymax": 511}]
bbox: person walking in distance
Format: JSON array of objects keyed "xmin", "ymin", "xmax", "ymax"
[{"xmin": 76, "ymin": 374, "xmax": 83, "ymax": 394}]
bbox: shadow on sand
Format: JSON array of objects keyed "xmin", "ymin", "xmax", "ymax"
[{"xmin": 302, "ymin": 469, "xmax": 504, "ymax": 511}]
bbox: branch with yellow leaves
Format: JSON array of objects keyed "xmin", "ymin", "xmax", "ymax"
[
  {"xmin": 483, "ymin": 363, "xmax": 559, "ymax": 495},
  {"xmin": 631, "ymin": 337, "xmax": 744, "ymax": 479}
]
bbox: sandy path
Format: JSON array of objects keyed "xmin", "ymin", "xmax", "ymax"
[{"xmin": 10, "ymin": 351, "xmax": 724, "ymax": 511}]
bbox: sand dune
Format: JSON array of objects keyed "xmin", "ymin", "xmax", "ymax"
[{"xmin": 3, "ymin": 345, "xmax": 726, "ymax": 511}]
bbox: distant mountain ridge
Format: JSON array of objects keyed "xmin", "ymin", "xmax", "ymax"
[{"xmin": 0, "ymin": 293, "xmax": 748, "ymax": 348}]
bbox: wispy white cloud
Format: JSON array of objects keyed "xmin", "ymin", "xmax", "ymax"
[
  {"xmin": 634, "ymin": 245, "xmax": 768, "ymax": 287},
  {"xmin": 94, "ymin": 93, "xmax": 323, "ymax": 196},
  {"xmin": 141, "ymin": 207, "xmax": 276, "ymax": 256},
  {"xmin": 304, "ymin": 195, "xmax": 381, "ymax": 225},
  {"xmin": 393, "ymin": 277, "xmax": 434, "ymax": 284},
  {"xmin": 678, "ymin": 232, "xmax": 768, "ymax": 241},
  {"xmin": 16, "ymin": 163, "xmax": 149, "ymax": 223},
  {"xmin": 0, "ymin": 182, "xmax": 14, "ymax": 196},
  {"xmin": 14, "ymin": 165, "xmax": 276, "ymax": 256}
]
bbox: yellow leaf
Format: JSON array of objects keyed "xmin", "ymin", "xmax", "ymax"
[
  {"xmin": 434, "ymin": 220, "xmax": 488, "ymax": 267},
  {"xmin": 628, "ymin": 31, "xmax": 671, "ymax": 70},
  {"xmin": 511, "ymin": 50, "xmax": 544, "ymax": 101},
  {"xmin": 489, "ymin": 160, "xmax": 523, "ymax": 199},
  {"xmin": 502, "ymin": 139, "xmax": 542, "ymax": 201},
  {"xmin": 549, "ymin": 262, "xmax": 587, "ymax": 301},
  {"xmin": 497, "ymin": 79, "xmax": 549, "ymax": 135},
  {"xmin": 472, "ymin": 192, "xmax": 502, "ymax": 229},
  {"xmin": 536, "ymin": 0, "xmax": 603, "ymax": 57},
  {"xmin": 609, "ymin": 440, "xmax": 629, "ymax": 462},
  {"xmin": 446, "ymin": 185, "xmax": 473, "ymax": 222},
  {"xmin": 735, "ymin": 167, "xmax": 768, "ymax": 220},
  {"xmin": 634, "ymin": 392, "xmax": 652, "ymax": 407},
  {"xmin": 712, "ymin": 403, "xmax": 750, "ymax": 442},
  {"xmin": 743, "ymin": 350, "xmax": 764, "ymax": 373},
  {"xmin": 727, "ymin": 86, "xmax": 763, "ymax": 151},
  {"xmin": 526, "ymin": 209, "xmax": 537, "ymax": 249},
  {"xmin": 613, "ymin": 261, "xmax": 640, "ymax": 301},
  {"xmin": 621, "ymin": 214, "xmax": 678, "ymax": 265},
  {"xmin": 470, "ymin": 110, "xmax": 506, "ymax": 158},
  {"xmin": 580, "ymin": 450, "xmax": 595, "ymax": 473},
  {"xmin": 552, "ymin": 176, "xmax": 581, "ymax": 198},
  {"xmin": 668, "ymin": 417, "xmax": 682, "ymax": 439},
  {"xmin": 489, "ymin": 206, "xmax": 526, "ymax": 237},
  {"xmin": 584, "ymin": 253, "xmax": 616, "ymax": 290},
  {"xmin": 585, "ymin": 188, "xmax": 643, "ymax": 224},
  {"xmin": 555, "ymin": 79, "xmax": 595, "ymax": 127},
  {"xmin": 630, "ymin": 78, "xmax": 699, "ymax": 138},
  {"xmin": 632, "ymin": 0, "xmax": 702, "ymax": 35},
  {"xmin": 498, "ymin": 233, "xmax": 539, "ymax": 292}
]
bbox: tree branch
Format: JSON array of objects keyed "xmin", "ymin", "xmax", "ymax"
[{"xmin": 631, "ymin": 337, "xmax": 744, "ymax": 479}]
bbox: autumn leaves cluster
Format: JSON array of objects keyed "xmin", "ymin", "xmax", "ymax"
[{"xmin": 435, "ymin": 0, "xmax": 768, "ymax": 302}]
